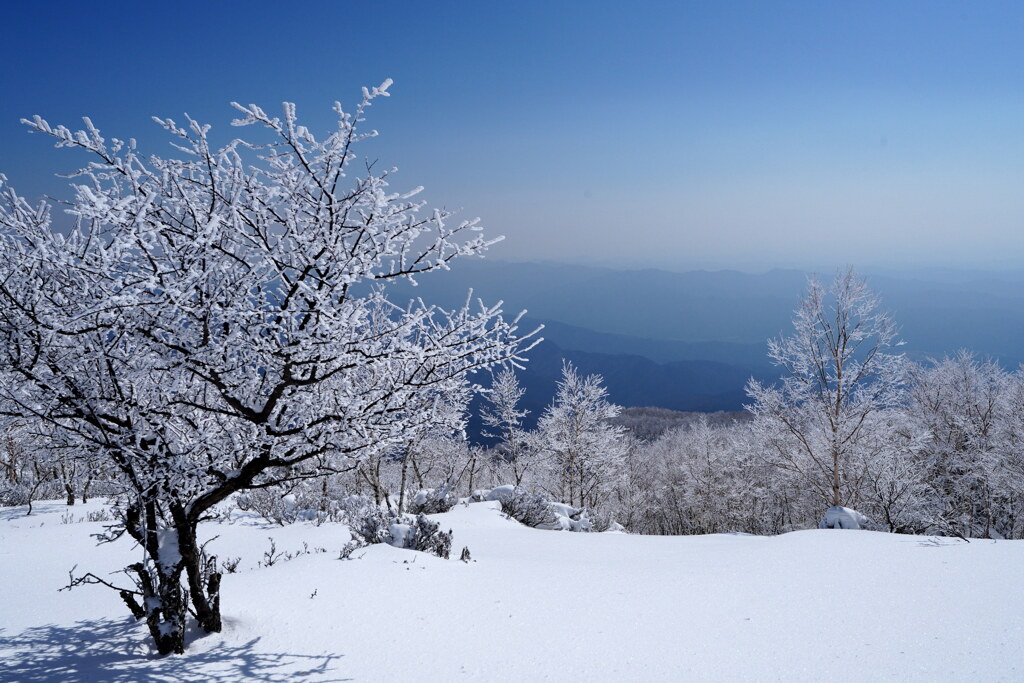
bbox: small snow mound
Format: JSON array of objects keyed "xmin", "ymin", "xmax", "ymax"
[
  {"xmin": 471, "ymin": 484, "xmax": 517, "ymax": 502},
  {"xmin": 819, "ymin": 506, "xmax": 871, "ymax": 530}
]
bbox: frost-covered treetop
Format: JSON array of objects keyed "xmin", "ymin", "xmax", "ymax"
[{"xmin": 0, "ymin": 80, "xmax": 536, "ymax": 508}]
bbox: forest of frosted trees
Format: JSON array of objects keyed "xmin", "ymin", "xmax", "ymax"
[{"xmin": 8, "ymin": 270, "xmax": 1024, "ymax": 544}]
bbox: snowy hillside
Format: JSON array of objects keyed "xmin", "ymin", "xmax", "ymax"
[{"xmin": 2, "ymin": 500, "xmax": 1021, "ymax": 682}]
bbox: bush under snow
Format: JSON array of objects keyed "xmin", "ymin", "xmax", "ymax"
[
  {"xmin": 819, "ymin": 506, "xmax": 872, "ymax": 530},
  {"xmin": 348, "ymin": 503, "xmax": 453, "ymax": 559},
  {"xmin": 478, "ymin": 486, "xmax": 621, "ymax": 533},
  {"xmin": 407, "ymin": 486, "xmax": 457, "ymax": 515}
]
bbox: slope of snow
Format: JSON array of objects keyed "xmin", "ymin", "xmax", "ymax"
[{"xmin": 1, "ymin": 499, "xmax": 1022, "ymax": 681}]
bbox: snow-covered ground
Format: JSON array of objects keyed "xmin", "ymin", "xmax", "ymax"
[{"xmin": 1, "ymin": 500, "xmax": 1022, "ymax": 682}]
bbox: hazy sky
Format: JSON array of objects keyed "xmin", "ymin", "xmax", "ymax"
[{"xmin": 2, "ymin": 1, "xmax": 1022, "ymax": 271}]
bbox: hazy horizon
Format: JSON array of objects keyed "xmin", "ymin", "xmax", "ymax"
[{"xmin": 481, "ymin": 255, "xmax": 1024, "ymax": 280}]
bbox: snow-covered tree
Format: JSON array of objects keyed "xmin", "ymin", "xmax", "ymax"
[
  {"xmin": 746, "ymin": 268, "xmax": 906, "ymax": 510},
  {"xmin": 906, "ymin": 352, "xmax": 1020, "ymax": 538},
  {"xmin": 624, "ymin": 417, "xmax": 784, "ymax": 535},
  {"xmin": 0, "ymin": 81, "xmax": 534, "ymax": 654},
  {"xmin": 0, "ymin": 417, "xmax": 51, "ymax": 508},
  {"xmin": 480, "ymin": 369, "xmax": 535, "ymax": 485},
  {"xmin": 394, "ymin": 383, "xmax": 471, "ymax": 513},
  {"xmin": 996, "ymin": 367, "xmax": 1024, "ymax": 537},
  {"xmin": 534, "ymin": 362, "xmax": 627, "ymax": 509},
  {"xmin": 856, "ymin": 408, "xmax": 930, "ymax": 533}
]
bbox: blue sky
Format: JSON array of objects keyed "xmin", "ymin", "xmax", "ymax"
[{"xmin": 2, "ymin": 1, "xmax": 1022, "ymax": 270}]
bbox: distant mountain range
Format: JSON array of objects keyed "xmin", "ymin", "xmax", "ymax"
[{"xmin": 395, "ymin": 261, "xmax": 1024, "ymax": 425}]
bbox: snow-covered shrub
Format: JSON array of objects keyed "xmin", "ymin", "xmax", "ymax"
[
  {"xmin": 496, "ymin": 488, "xmax": 614, "ymax": 532},
  {"xmin": 306, "ymin": 490, "xmax": 379, "ymax": 527},
  {"xmin": 819, "ymin": 506, "xmax": 871, "ymax": 530},
  {"xmin": 0, "ymin": 471, "xmax": 71, "ymax": 510},
  {"xmin": 0, "ymin": 481, "xmax": 32, "ymax": 507},
  {"xmin": 237, "ymin": 482, "xmax": 375, "ymax": 527},
  {"xmin": 349, "ymin": 504, "xmax": 396, "ymax": 546},
  {"xmin": 338, "ymin": 541, "xmax": 364, "ymax": 561},
  {"xmin": 236, "ymin": 489, "xmax": 306, "ymax": 526},
  {"xmin": 348, "ymin": 503, "xmax": 452, "ymax": 559},
  {"xmin": 471, "ymin": 484, "xmax": 518, "ymax": 503},
  {"xmin": 583, "ymin": 507, "xmax": 618, "ymax": 533},
  {"xmin": 332, "ymin": 494, "xmax": 378, "ymax": 518},
  {"xmin": 500, "ymin": 490, "xmax": 556, "ymax": 528},
  {"xmin": 389, "ymin": 514, "xmax": 453, "ymax": 559},
  {"xmin": 408, "ymin": 486, "xmax": 456, "ymax": 515},
  {"xmin": 545, "ymin": 502, "xmax": 596, "ymax": 532}
]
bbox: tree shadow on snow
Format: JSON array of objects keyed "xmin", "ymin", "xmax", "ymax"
[
  {"xmin": 0, "ymin": 618, "xmax": 349, "ymax": 682},
  {"xmin": 0, "ymin": 502, "xmax": 68, "ymax": 520}
]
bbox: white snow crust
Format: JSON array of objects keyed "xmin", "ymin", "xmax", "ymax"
[{"xmin": 1, "ymin": 499, "xmax": 1022, "ymax": 681}]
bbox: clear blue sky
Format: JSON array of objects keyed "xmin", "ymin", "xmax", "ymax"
[{"xmin": 2, "ymin": 1, "xmax": 1022, "ymax": 271}]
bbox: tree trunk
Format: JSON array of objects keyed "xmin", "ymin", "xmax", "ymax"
[
  {"xmin": 372, "ymin": 457, "xmax": 393, "ymax": 512},
  {"xmin": 133, "ymin": 560, "xmax": 187, "ymax": 656},
  {"xmin": 831, "ymin": 446, "xmax": 842, "ymax": 507},
  {"xmin": 398, "ymin": 446, "xmax": 411, "ymax": 514},
  {"xmin": 466, "ymin": 453, "xmax": 477, "ymax": 498},
  {"xmin": 173, "ymin": 506, "xmax": 223, "ymax": 634},
  {"xmin": 121, "ymin": 499, "xmax": 216, "ymax": 655},
  {"xmin": 82, "ymin": 473, "xmax": 94, "ymax": 504}
]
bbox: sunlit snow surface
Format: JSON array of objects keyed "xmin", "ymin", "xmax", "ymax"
[{"xmin": 1, "ymin": 499, "xmax": 1022, "ymax": 681}]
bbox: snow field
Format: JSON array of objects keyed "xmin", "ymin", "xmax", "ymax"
[{"xmin": 1, "ymin": 499, "xmax": 1022, "ymax": 681}]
